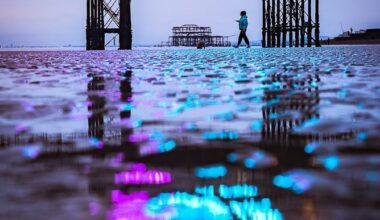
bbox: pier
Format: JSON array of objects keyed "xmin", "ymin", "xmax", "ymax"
[
  {"xmin": 86, "ymin": 0, "xmax": 320, "ymax": 50},
  {"xmin": 86, "ymin": 0, "xmax": 132, "ymax": 50},
  {"xmin": 262, "ymin": 0, "xmax": 320, "ymax": 47}
]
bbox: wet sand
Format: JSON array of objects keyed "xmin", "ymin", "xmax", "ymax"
[{"xmin": 0, "ymin": 46, "xmax": 380, "ymax": 220}]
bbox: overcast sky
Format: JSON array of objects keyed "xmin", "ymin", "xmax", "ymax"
[{"xmin": 0, "ymin": 0, "xmax": 379, "ymax": 46}]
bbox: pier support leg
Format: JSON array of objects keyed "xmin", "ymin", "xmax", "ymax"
[
  {"xmin": 120, "ymin": 0, "xmax": 132, "ymax": 50},
  {"xmin": 315, "ymin": 0, "xmax": 320, "ymax": 47}
]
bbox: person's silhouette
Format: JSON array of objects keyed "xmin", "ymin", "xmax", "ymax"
[{"xmin": 235, "ymin": 11, "xmax": 250, "ymax": 48}]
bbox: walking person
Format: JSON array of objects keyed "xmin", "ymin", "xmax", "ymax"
[{"xmin": 235, "ymin": 11, "xmax": 250, "ymax": 48}]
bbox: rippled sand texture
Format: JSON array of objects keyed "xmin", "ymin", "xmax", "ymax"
[{"xmin": 1, "ymin": 46, "xmax": 380, "ymax": 220}]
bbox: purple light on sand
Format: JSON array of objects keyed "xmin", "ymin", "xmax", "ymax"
[
  {"xmin": 22, "ymin": 144, "xmax": 42, "ymax": 159},
  {"xmin": 89, "ymin": 201, "xmax": 101, "ymax": 216},
  {"xmin": 115, "ymin": 118, "xmax": 142, "ymax": 128},
  {"xmin": 128, "ymin": 133, "xmax": 150, "ymax": 143},
  {"xmin": 112, "ymin": 190, "xmax": 150, "ymax": 204},
  {"xmin": 22, "ymin": 101, "xmax": 35, "ymax": 112},
  {"xmin": 115, "ymin": 169, "xmax": 172, "ymax": 185},
  {"xmin": 126, "ymin": 162, "xmax": 147, "ymax": 171},
  {"xmin": 110, "ymin": 153, "xmax": 125, "ymax": 168},
  {"xmin": 15, "ymin": 124, "xmax": 28, "ymax": 133},
  {"xmin": 89, "ymin": 137, "xmax": 105, "ymax": 149},
  {"xmin": 139, "ymin": 140, "xmax": 176, "ymax": 156},
  {"xmin": 116, "ymin": 118, "xmax": 133, "ymax": 127},
  {"xmin": 139, "ymin": 141, "xmax": 160, "ymax": 155},
  {"xmin": 108, "ymin": 190, "xmax": 150, "ymax": 220},
  {"xmin": 151, "ymin": 110, "xmax": 165, "ymax": 118}
]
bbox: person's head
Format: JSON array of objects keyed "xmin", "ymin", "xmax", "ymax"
[{"xmin": 240, "ymin": 11, "xmax": 247, "ymax": 16}]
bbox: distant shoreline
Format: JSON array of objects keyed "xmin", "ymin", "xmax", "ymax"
[
  {"xmin": 321, "ymin": 39, "xmax": 380, "ymax": 45},
  {"xmin": 1, "ymin": 44, "xmax": 380, "ymax": 52}
]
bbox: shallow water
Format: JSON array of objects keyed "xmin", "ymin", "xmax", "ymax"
[{"xmin": 0, "ymin": 46, "xmax": 380, "ymax": 220}]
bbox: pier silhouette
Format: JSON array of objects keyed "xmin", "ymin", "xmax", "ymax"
[{"xmin": 86, "ymin": 0, "xmax": 320, "ymax": 50}]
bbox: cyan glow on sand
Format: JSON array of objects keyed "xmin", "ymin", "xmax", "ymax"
[
  {"xmin": 195, "ymin": 184, "xmax": 259, "ymax": 199},
  {"xmin": 145, "ymin": 192, "xmax": 232, "ymax": 220},
  {"xmin": 230, "ymin": 198, "xmax": 283, "ymax": 220},
  {"xmin": 195, "ymin": 165, "xmax": 227, "ymax": 179},
  {"xmin": 273, "ymin": 170, "xmax": 314, "ymax": 194}
]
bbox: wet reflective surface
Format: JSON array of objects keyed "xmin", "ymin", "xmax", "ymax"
[{"xmin": 0, "ymin": 46, "xmax": 380, "ymax": 220}]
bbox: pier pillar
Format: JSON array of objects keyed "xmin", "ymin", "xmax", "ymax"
[
  {"xmin": 282, "ymin": 0, "xmax": 287, "ymax": 47},
  {"xmin": 267, "ymin": 0, "xmax": 272, "ymax": 47},
  {"xmin": 276, "ymin": 0, "xmax": 281, "ymax": 47},
  {"xmin": 262, "ymin": 0, "xmax": 267, "ymax": 47},
  {"xmin": 262, "ymin": 0, "xmax": 320, "ymax": 48},
  {"xmin": 307, "ymin": 0, "xmax": 312, "ymax": 47},
  {"xmin": 120, "ymin": 0, "xmax": 132, "ymax": 50},
  {"xmin": 86, "ymin": 0, "xmax": 132, "ymax": 50},
  {"xmin": 315, "ymin": 0, "xmax": 320, "ymax": 47},
  {"xmin": 289, "ymin": 0, "xmax": 293, "ymax": 47},
  {"xmin": 295, "ymin": 0, "xmax": 300, "ymax": 47},
  {"xmin": 271, "ymin": 0, "xmax": 276, "ymax": 47},
  {"xmin": 301, "ymin": 0, "xmax": 305, "ymax": 47}
]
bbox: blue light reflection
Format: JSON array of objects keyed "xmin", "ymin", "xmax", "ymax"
[
  {"xmin": 203, "ymin": 131, "xmax": 239, "ymax": 141},
  {"xmin": 145, "ymin": 192, "xmax": 232, "ymax": 220},
  {"xmin": 273, "ymin": 170, "xmax": 313, "ymax": 194},
  {"xmin": 22, "ymin": 144, "xmax": 42, "ymax": 159},
  {"xmin": 304, "ymin": 142, "xmax": 318, "ymax": 154},
  {"xmin": 321, "ymin": 155, "xmax": 340, "ymax": 171},
  {"xmin": 251, "ymin": 120, "xmax": 263, "ymax": 132},
  {"xmin": 195, "ymin": 184, "xmax": 258, "ymax": 199},
  {"xmin": 230, "ymin": 198, "xmax": 283, "ymax": 220},
  {"xmin": 357, "ymin": 132, "xmax": 368, "ymax": 141},
  {"xmin": 195, "ymin": 165, "xmax": 227, "ymax": 179},
  {"xmin": 219, "ymin": 184, "xmax": 258, "ymax": 199}
]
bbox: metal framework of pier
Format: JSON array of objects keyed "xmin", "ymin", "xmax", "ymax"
[
  {"xmin": 262, "ymin": 0, "xmax": 320, "ymax": 47},
  {"xmin": 86, "ymin": 0, "xmax": 132, "ymax": 50}
]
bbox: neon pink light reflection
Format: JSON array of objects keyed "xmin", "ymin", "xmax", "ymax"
[
  {"xmin": 126, "ymin": 162, "xmax": 147, "ymax": 171},
  {"xmin": 128, "ymin": 133, "xmax": 150, "ymax": 143},
  {"xmin": 108, "ymin": 190, "xmax": 150, "ymax": 220},
  {"xmin": 115, "ymin": 170, "xmax": 172, "ymax": 185}
]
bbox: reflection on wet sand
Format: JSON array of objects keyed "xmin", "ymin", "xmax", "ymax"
[
  {"xmin": 88, "ymin": 74, "xmax": 105, "ymax": 145},
  {"xmin": 119, "ymin": 70, "xmax": 139, "ymax": 160},
  {"xmin": 262, "ymin": 70, "xmax": 320, "ymax": 140},
  {"xmin": 0, "ymin": 47, "xmax": 380, "ymax": 219}
]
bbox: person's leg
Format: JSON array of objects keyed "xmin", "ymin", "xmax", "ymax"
[
  {"xmin": 243, "ymin": 31, "xmax": 250, "ymax": 47},
  {"xmin": 237, "ymin": 31, "xmax": 243, "ymax": 47}
]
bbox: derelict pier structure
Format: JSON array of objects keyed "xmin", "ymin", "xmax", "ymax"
[
  {"xmin": 86, "ymin": 0, "xmax": 132, "ymax": 50},
  {"xmin": 262, "ymin": 0, "xmax": 320, "ymax": 47},
  {"xmin": 169, "ymin": 25, "xmax": 231, "ymax": 47},
  {"xmin": 86, "ymin": 0, "xmax": 321, "ymax": 50}
]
